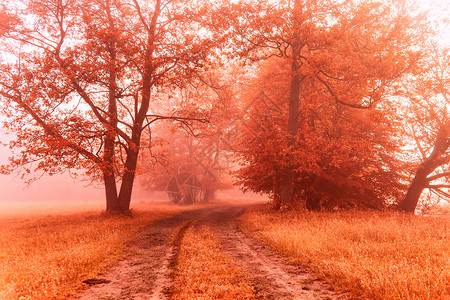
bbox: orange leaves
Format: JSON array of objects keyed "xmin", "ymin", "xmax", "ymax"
[
  {"xmin": 226, "ymin": 0, "xmax": 434, "ymax": 209},
  {"xmin": 0, "ymin": 0, "xmax": 442, "ymax": 212},
  {"xmin": 0, "ymin": 0, "xmax": 236, "ymax": 211},
  {"xmin": 233, "ymin": 53, "xmax": 407, "ymax": 209}
]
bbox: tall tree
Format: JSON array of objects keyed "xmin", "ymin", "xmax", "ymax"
[
  {"xmin": 233, "ymin": 57, "xmax": 407, "ymax": 210},
  {"xmin": 231, "ymin": 0, "xmax": 428, "ymax": 209},
  {"xmin": 279, "ymin": 0, "xmax": 302, "ymax": 207},
  {"xmin": 0, "ymin": 0, "xmax": 226, "ymax": 212},
  {"xmin": 398, "ymin": 47, "xmax": 450, "ymax": 213}
]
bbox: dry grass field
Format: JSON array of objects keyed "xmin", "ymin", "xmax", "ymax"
[
  {"xmin": 240, "ymin": 207, "xmax": 450, "ymax": 300},
  {"xmin": 0, "ymin": 201, "xmax": 181, "ymax": 299},
  {"xmin": 171, "ymin": 224, "xmax": 255, "ymax": 299},
  {"xmin": 1, "ymin": 199, "xmax": 448, "ymax": 299}
]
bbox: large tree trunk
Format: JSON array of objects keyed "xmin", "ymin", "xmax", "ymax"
[
  {"xmin": 280, "ymin": 171, "xmax": 296, "ymax": 206},
  {"xmin": 109, "ymin": 0, "xmax": 160, "ymax": 213},
  {"xmin": 279, "ymin": 0, "xmax": 302, "ymax": 207},
  {"xmin": 104, "ymin": 1, "xmax": 120, "ymax": 212},
  {"xmin": 118, "ymin": 145, "xmax": 140, "ymax": 212},
  {"xmin": 104, "ymin": 171, "xmax": 119, "ymax": 211},
  {"xmin": 398, "ymin": 121, "xmax": 450, "ymax": 213},
  {"xmin": 398, "ymin": 167, "xmax": 429, "ymax": 213},
  {"xmin": 103, "ymin": 126, "xmax": 119, "ymax": 212}
]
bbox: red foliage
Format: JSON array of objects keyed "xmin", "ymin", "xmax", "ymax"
[
  {"xmin": 233, "ymin": 57, "xmax": 408, "ymax": 210},
  {"xmin": 229, "ymin": 0, "xmax": 429, "ymax": 210},
  {"xmin": 0, "ymin": 0, "xmax": 228, "ymax": 212}
]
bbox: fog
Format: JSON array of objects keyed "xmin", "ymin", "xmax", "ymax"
[
  {"xmin": 0, "ymin": 173, "xmax": 265, "ymax": 217},
  {"xmin": 0, "ymin": 170, "xmax": 179, "ymax": 217},
  {"xmin": 0, "ymin": 132, "xmax": 166, "ymax": 215},
  {"xmin": 0, "ymin": 171, "xmax": 264, "ymax": 204},
  {"xmin": 0, "ymin": 142, "xmax": 264, "ymax": 216},
  {"xmin": 0, "ymin": 169, "xmax": 168, "ymax": 205},
  {"xmin": 0, "ymin": 130, "xmax": 102, "ymax": 204},
  {"xmin": 0, "ymin": 122, "xmax": 262, "ymax": 216},
  {"xmin": 0, "ymin": 172, "xmax": 103, "ymax": 203}
]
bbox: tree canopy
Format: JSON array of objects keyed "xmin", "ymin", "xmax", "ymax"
[
  {"xmin": 230, "ymin": 0, "xmax": 430, "ymax": 210},
  {"xmin": 0, "ymin": 0, "xmax": 228, "ymax": 212},
  {"xmin": 0, "ymin": 0, "xmax": 447, "ymax": 213},
  {"xmin": 233, "ymin": 57, "xmax": 407, "ymax": 210}
]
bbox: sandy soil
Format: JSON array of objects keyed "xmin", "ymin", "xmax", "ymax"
[{"xmin": 78, "ymin": 203, "xmax": 348, "ymax": 299}]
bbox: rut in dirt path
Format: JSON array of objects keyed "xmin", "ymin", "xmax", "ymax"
[
  {"xmin": 199, "ymin": 205, "xmax": 348, "ymax": 300},
  {"xmin": 78, "ymin": 204, "xmax": 348, "ymax": 299},
  {"xmin": 77, "ymin": 208, "xmax": 208, "ymax": 300}
]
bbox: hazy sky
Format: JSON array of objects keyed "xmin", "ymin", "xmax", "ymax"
[{"xmin": 417, "ymin": 0, "xmax": 449, "ymax": 45}]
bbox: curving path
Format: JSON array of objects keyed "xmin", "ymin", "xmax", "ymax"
[{"xmin": 78, "ymin": 203, "xmax": 347, "ymax": 299}]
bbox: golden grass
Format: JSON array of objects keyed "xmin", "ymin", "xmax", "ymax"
[
  {"xmin": 240, "ymin": 207, "xmax": 450, "ymax": 300},
  {"xmin": 0, "ymin": 203, "xmax": 181, "ymax": 299},
  {"xmin": 171, "ymin": 224, "xmax": 255, "ymax": 299}
]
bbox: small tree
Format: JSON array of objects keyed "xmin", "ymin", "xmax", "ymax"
[
  {"xmin": 0, "ymin": 0, "xmax": 227, "ymax": 212},
  {"xmin": 139, "ymin": 122, "xmax": 231, "ymax": 202},
  {"xmin": 138, "ymin": 75, "xmax": 236, "ymax": 202}
]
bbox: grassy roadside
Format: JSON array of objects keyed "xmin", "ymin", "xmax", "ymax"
[
  {"xmin": 0, "ymin": 204, "xmax": 181, "ymax": 299},
  {"xmin": 239, "ymin": 206, "xmax": 450, "ymax": 299},
  {"xmin": 171, "ymin": 224, "xmax": 256, "ymax": 299}
]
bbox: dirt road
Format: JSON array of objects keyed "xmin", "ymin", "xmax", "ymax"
[{"xmin": 78, "ymin": 203, "xmax": 346, "ymax": 299}]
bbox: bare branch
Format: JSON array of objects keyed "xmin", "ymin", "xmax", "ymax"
[
  {"xmin": 426, "ymin": 184, "xmax": 450, "ymax": 189},
  {"xmin": 427, "ymin": 171, "xmax": 450, "ymax": 182},
  {"xmin": 410, "ymin": 125, "xmax": 428, "ymax": 160},
  {"xmin": 429, "ymin": 187, "xmax": 450, "ymax": 198},
  {"xmin": 143, "ymin": 114, "xmax": 209, "ymax": 132},
  {"xmin": 316, "ymin": 71, "xmax": 375, "ymax": 109}
]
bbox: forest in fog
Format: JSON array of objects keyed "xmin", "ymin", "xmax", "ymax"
[{"xmin": 0, "ymin": 0, "xmax": 448, "ymax": 214}]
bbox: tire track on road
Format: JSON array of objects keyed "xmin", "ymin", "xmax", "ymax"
[
  {"xmin": 201, "ymin": 205, "xmax": 347, "ymax": 300},
  {"xmin": 78, "ymin": 204, "xmax": 349, "ymax": 299}
]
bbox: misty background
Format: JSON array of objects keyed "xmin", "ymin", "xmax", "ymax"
[
  {"xmin": 0, "ymin": 0, "xmax": 446, "ymax": 211},
  {"xmin": 0, "ymin": 129, "xmax": 161, "ymax": 214},
  {"xmin": 0, "ymin": 128, "xmax": 260, "ymax": 213}
]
